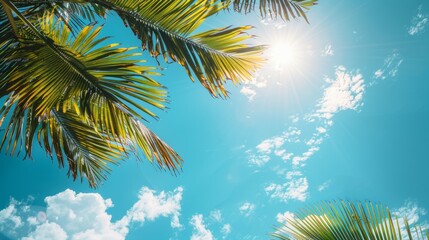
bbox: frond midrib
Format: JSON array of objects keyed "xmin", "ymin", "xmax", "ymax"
[{"xmin": 91, "ymin": 1, "xmax": 248, "ymax": 61}]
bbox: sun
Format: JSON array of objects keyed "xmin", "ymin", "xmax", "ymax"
[{"xmin": 268, "ymin": 40, "xmax": 303, "ymax": 71}]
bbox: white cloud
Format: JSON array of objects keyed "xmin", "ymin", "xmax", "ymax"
[
  {"xmin": 408, "ymin": 5, "xmax": 428, "ymax": 36},
  {"xmin": 27, "ymin": 217, "xmax": 38, "ymax": 226},
  {"xmin": 276, "ymin": 211, "xmax": 295, "ymax": 224},
  {"xmin": 240, "ymin": 71, "xmax": 269, "ymax": 101},
  {"xmin": 247, "ymin": 127, "xmax": 301, "ymax": 167},
  {"xmin": 393, "ymin": 200, "xmax": 428, "ymax": 239},
  {"xmin": 23, "ymin": 222, "xmax": 67, "ymax": 240},
  {"xmin": 292, "ymin": 146, "xmax": 320, "ymax": 166},
  {"xmin": 315, "ymin": 66, "xmax": 365, "ymax": 119},
  {"xmin": 240, "ymin": 86, "xmax": 257, "ymax": 101},
  {"xmin": 118, "ymin": 186, "xmax": 183, "ymax": 231},
  {"xmin": 189, "ymin": 211, "xmax": 231, "ymax": 240},
  {"xmin": 256, "ymin": 140, "xmax": 274, "ymax": 154},
  {"xmin": 0, "ymin": 187, "xmax": 183, "ymax": 240},
  {"xmin": 254, "ymin": 66, "xmax": 364, "ymax": 167},
  {"xmin": 0, "ymin": 201, "xmax": 23, "ymax": 230},
  {"xmin": 247, "ymin": 73, "xmax": 268, "ymax": 89},
  {"xmin": 372, "ymin": 51, "xmax": 403, "ymax": 82},
  {"xmin": 247, "ymin": 150, "xmax": 271, "ymax": 167},
  {"xmin": 285, "ymin": 171, "xmax": 302, "ymax": 180},
  {"xmin": 41, "ymin": 189, "xmax": 123, "ymax": 239},
  {"xmin": 239, "ymin": 202, "xmax": 256, "ymax": 217},
  {"xmin": 260, "ymin": 17, "xmax": 287, "ymax": 29},
  {"xmin": 245, "ymin": 66, "xmax": 365, "ymax": 204},
  {"xmin": 221, "ymin": 224, "xmax": 231, "ymax": 236},
  {"xmin": 290, "ymin": 115, "xmax": 299, "ymax": 123},
  {"xmin": 374, "ymin": 69, "xmax": 383, "ymax": 79},
  {"xmin": 256, "ymin": 137, "xmax": 284, "ymax": 154},
  {"xmin": 316, "ymin": 127, "xmax": 327, "ymax": 134},
  {"xmin": 190, "ymin": 214, "xmax": 214, "ymax": 240},
  {"xmin": 317, "ymin": 180, "xmax": 331, "ymax": 192},
  {"xmin": 265, "ymin": 177, "xmax": 309, "ymax": 202},
  {"xmin": 322, "ymin": 44, "xmax": 334, "ymax": 56},
  {"xmin": 393, "ymin": 200, "xmax": 427, "ymax": 226},
  {"xmin": 209, "ymin": 210, "xmax": 222, "ymax": 223}
]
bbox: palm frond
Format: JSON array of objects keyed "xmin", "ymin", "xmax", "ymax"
[
  {"xmin": 0, "ymin": 96, "xmax": 123, "ymax": 187},
  {"xmin": 4, "ymin": 9, "xmax": 166, "ymax": 122},
  {"xmin": 11, "ymin": 0, "xmax": 106, "ymax": 34},
  {"xmin": 0, "ymin": 3, "xmax": 182, "ymax": 187},
  {"xmin": 222, "ymin": 0, "xmax": 317, "ymax": 22},
  {"xmin": 42, "ymin": 109, "xmax": 124, "ymax": 187},
  {"xmin": 273, "ymin": 201, "xmax": 429, "ymax": 240},
  {"xmin": 95, "ymin": 0, "xmax": 265, "ymax": 97}
]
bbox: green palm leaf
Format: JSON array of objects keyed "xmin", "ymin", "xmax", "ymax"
[
  {"xmin": 273, "ymin": 201, "xmax": 429, "ymax": 240},
  {"xmin": 0, "ymin": 2, "xmax": 182, "ymax": 187},
  {"xmin": 95, "ymin": 0, "xmax": 265, "ymax": 97},
  {"xmin": 11, "ymin": 0, "xmax": 106, "ymax": 33},
  {"xmin": 41, "ymin": 109, "xmax": 124, "ymax": 187},
  {"xmin": 223, "ymin": 0, "xmax": 317, "ymax": 22},
  {"xmin": 10, "ymin": 0, "xmax": 266, "ymax": 97}
]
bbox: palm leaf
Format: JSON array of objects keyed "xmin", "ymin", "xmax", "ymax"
[
  {"xmin": 222, "ymin": 0, "xmax": 317, "ymax": 22},
  {"xmin": 41, "ymin": 109, "xmax": 124, "ymax": 187},
  {"xmin": 1, "ymin": 2, "xmax": 182, "ymax": 187},
  {"xmin": 94, "ymin": 0, "xmax": 265, "ymax": 97},
  {"xmin": 273, "ymin": 201, "xmax": 429, "ymax": 240},
  {"xmin": 9, "ymin": 0, "xmax": 265, "ymax": 98},
  {"xmin": 11, "ymin": 0, "xmax": 106, "ymax": 34},
  {"xmin": 0, "ymin": 97, "xmax": 123, "ymax": 187}
]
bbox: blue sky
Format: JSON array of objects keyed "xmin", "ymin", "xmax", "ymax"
[{"xmin": 1, "ymin": 0, "xmax": 429, "ymax": 239}]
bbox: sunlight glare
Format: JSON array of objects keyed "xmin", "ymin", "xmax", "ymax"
[
  {"xmin": 268, "ymin": 39, "xmax": 307, "ymax": 71},
  {"xmin": 269, "ymin": 42, "xmax": 300, "ymax": 70}
]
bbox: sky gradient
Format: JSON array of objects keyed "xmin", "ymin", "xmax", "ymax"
[{"xmin": 1, "ymin": 0, "xmax": 429, "ymax": 239}]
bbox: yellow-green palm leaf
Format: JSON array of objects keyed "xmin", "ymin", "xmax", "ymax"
[
  {"xmin": 0, "ymin": 2, "xmax": 182, "ymax": 187},
  {"xmin": 223, "ymin": 0, "xmax": 317, "ymax": 22},
  {"xmin": 96, "ymin": 0, "xmax": 265, "ymax": 97},
  {"xmin": 273, "ymin": 201, "xmax": 429, "ymax": 240},
  {"xmin": 11, "ymin": 0, "xmax": 106, "ymax": 33},
  {"xmin": 10, "ymin": 0, "xmax": 266, "ymax": 97}
]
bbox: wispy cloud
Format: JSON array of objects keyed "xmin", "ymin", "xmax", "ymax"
[
  {"xmin": 322, "ymin": 44, "xmax": 334, "ymax": 56},
  {"xmin": 240, "ymin": 86, "xmax": 257, "ymax": 102},
  {"xmin": 393, "ymin": 200, "xmax": 428, "ymax": 239},
  {"xmin": 239, "ymin": 202, "xmax": 256, "ymax": 217},
  {"xmin": 373, "ymin": 50, "xmax": 403, "ymax": 82},
  {"xmin": 246, "ymin": 127, "xmax": 301, "ymax": 167},
  {"xmin": 260, "ymin": 17, "xmax": 287, "ymax": 29},
  {"xmin": 190, "ymin": 214, "xmax": 214, "ymax": 240},
  {"xmin": 240, "ymin": 71, "xmax": 269, "ymax": 101},
  {"xmin": 221, "ymin": 224, "xmax": 231, "ymax": 237},
  {"xmin": 209, "ymin": 210, "xmax": 222, "ymax": 223},
  {"xmin": 246, "ymin": 66, "xmax": 365, "ymax": 203},
  {"xmin": 265, "ymin": 171, "xmax": 309, "ymax": 202},
  {"xmin": 408, "ymin": 5, "xmax": 428, "ymax": 36},
  {"xmin": 317, "ymin": 180, "xmax": 332, "ymax": 192},
  {"xmin": 190, "ymin": 211, "xmax": 231, "ymax": 240},
  {"xmin": 0, "ymin": 200, "xmax": 24, "ymax": 234},
  {"xmin": 276, "ymin": 211, "xmax": 295, "ymax": 224},
  {"xmin": 247, "ymin": 66, "xmax": 365, "ymax": 168},
  {"xmin": 0, "ymin": 187, "xmax": 183, "ymax": 240}
]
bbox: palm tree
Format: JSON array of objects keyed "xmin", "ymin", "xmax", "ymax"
[
  {"xmin": 273, "ymin": 200, "xmax": 429, "ymax": 240},
  {"xmin": 0, "ymin": 0, "xmax": 316, "ymax": 188}
]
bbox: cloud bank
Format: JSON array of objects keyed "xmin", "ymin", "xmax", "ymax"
[{"xmin": 0, "ymin": 187, "xmax": 183, "ymax": 240}]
